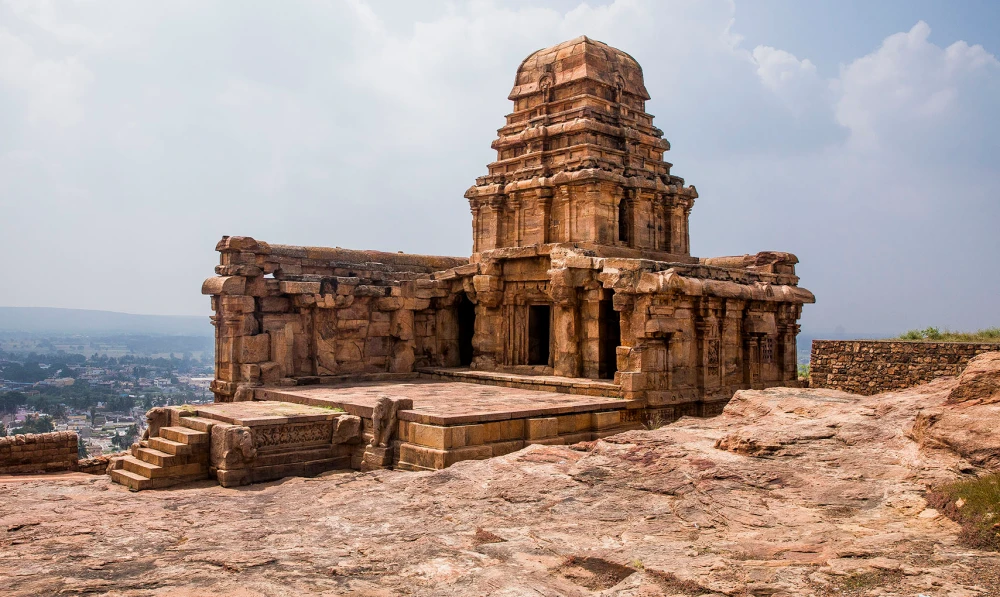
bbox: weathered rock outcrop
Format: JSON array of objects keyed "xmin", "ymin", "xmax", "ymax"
[
  {"xmin": 949, "ymin": 351, "xmax": 1000, "ymax": 404},
  {"xmin": 2, "ymin": 381, "xmax": 998, "ymax": 595}
]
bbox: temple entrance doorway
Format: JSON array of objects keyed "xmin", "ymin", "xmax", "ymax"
[
  {"xmin": 457, "ymin": 294, "xmax": 475, "ymax": 367},
  {"xmin": 527, "ymin": 305, "xmax": 551, "ymax": 366},
  {"xmin": 598, "ymin": 298, "xmax": 620, "ymax": 379}
]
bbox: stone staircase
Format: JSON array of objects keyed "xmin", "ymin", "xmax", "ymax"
[{"xmin": 110, "ymin": 416, "xmax": 216, "ymax": 491}]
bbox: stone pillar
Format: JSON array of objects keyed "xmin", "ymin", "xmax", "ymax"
[
  {"xmin": 557, "ymin": 187, "xmax": 572, "ymax": 242},
  {"xmin": 203, "ymin": 275, "xmax": 257, "ymax": 402},
  {"xmin": 720, "ymin": 299, "xmax": 745, "ymax": 391},
  {"xmin": 472, "ymin": 273, "xmax": 503, "ymax": 370},
  {"xmin": 470, "ymin": 203, "xmax": 481, "ymax": 253},
  {"xmin": 583, "ymin": 182, "xmax": 602, "ymax": 243},
  {"xmin": 483, "ymin": 197, "xmax": 502, "ymax": 251},
  {"xmin": 509, "ymin": 195, "xmax": 522, "ymax": 247},
  {"xmin": 538, "ymin": 189, "xmax": 553, "ymax": 244},
  {"xmin": 696, "ymin": 314, "xmax": 721, "ymax": 398},
  {"xmin": 777, "ymin": 306, "xmax": 801, "ymax": 384},
  {"xmin": 682, "ymin": 205, "xmax": 692, "ymax": 255},
  {"xmin": 670, "ymin": 205, "xmax": 685, "ymax": 254},
  {"xmin": 436, "ymin": 303, "xmax": 460, "ymax": 367},
  {"xmin": 546, "ymin": 268, "xmax": 581, "ymax": 377},
  {"xmin": 580, "ymin": 288, "xmax": 602, "ymax": 379},
  {"xmin": 551, "ymin": 295, "xmax": 580, "ymax": 378},
  {"xmin": 612, "ymin": 185, "xmax": 625, "ymax": 246}
]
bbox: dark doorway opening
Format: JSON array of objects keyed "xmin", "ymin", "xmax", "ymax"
[
  {"xmin": 527, "ymin": 305, "xmax": 551, "ymax": 366},
  {"xmin": 598, "ymin": 298, "xmax": 620, "ymax": 379},
  {"xmin": 457, "ymin": 294, "xmax": 475, "ymax": 367}
]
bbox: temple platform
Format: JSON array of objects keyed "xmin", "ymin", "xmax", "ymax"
[{"xmin": 255, "ymin": 379, "xmax": 645, "ymax": 471}]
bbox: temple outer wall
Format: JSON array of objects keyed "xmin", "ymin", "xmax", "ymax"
[
  {"xmin": 809, "ymin": 340, "xmax": 999, "ymax": 395},
  {"xmin": 204, "ymin": 236, "xmax": 470, "ymax": 401},
  {"xmin": 0, "ymin": 432, "xmax": 79, "ymax": 474}
]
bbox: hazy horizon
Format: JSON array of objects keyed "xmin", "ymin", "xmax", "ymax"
[{"xmin": 1, "ymin": 0, "xmax": 998, "ymax": 333}]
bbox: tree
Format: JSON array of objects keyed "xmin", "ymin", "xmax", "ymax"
[
  {"xmin": 0, "ymin": 392, "xmax": 26, "ymax": 414},
  {"xmin": 78, "ymin": 436, "xmax": 88, "ymax": 458},
  {"xmin": 12, "ymin": 414, "xmax": 55, "ymax": 434},
  {"xmin": 111, "ymin": 424, "xmax": 138, "ymax": 450},
  {"xmin": 43, "ymin": 402, "xmax": 68, "ymax": 421},
  {"xmin": 2, "ymin": 362, "xmax": 47, "ymax": 383}
]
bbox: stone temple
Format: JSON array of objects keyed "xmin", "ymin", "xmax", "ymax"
[{"xmin": 111, "ymin": 37, "xmax": 814, "ymax": 489}]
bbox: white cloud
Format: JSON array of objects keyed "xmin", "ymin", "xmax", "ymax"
[
  {"xmin": 751, "ymin": 45, "xmax": 824, "ymax": 114},
  {"xmin": 0, "ymin": 28, "xmax": 93, "ymax": 125},
  {"xmin": 4, "ymin": 0, "xmax": 103, "ymax": 46},
  {"xmin": 834, "ymin": 21, "xmax": 1000, "ymax": 152},
  {"xmin": 0, "ymin": 1, "xmax": 996, "ymax": 333}
]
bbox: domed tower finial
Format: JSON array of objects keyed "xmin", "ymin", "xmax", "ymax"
[{"xmin": 465, "ymin": 37, "xmax": 697, "ymax": 257}]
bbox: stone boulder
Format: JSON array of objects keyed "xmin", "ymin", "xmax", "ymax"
[
  {"xmin": 948, "ymin": 351, "xmax": 1000, "ymax": 404},
  {"xmin": 907, "ymin": 355, "xmax": 1000, "ymax": 473}
]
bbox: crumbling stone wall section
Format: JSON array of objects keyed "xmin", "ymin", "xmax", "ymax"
[
  {"xmin": 599, "ymin": 251, "xmax": 809, "ymax": 412},
  {"xmin": 810, "ymin": 340, "xmax": 999, "ymax": 395},
  {"xmin": 203, "ymin": 236, "xmax": 469, "ymax": 401},
  {"xmin": 0, "ymin": 432, "xmax": 79, "ymax": 474}
]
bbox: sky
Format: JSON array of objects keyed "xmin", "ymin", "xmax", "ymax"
[{"xmin": 0, "ymin": 0, "xmax": 998, "ymax": 335}]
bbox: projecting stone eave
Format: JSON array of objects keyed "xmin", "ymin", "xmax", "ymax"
[
  {"xmin": 465, "ymin": 169, "xmax": 696, "ymax": 198},
  {"xmin": 459, "ymin": 244, "xmax": 814, "ymax": 303}
]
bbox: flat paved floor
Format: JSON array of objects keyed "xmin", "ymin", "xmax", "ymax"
[
  {"xmin": 194, "ymin": 400, "xmax": 342, "ymax": 425},
  {"xmin": 258, "ymin": 379, "xmax": 639, "ymax": 425}
]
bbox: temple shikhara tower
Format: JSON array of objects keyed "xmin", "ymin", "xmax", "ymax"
[
  {"xmin": 112, "ymin": 37, "xmax": 816, "ymax": 489},
  {"xmin": 467, "ymin": 37, "xmax": 695, "ymax": 256}
]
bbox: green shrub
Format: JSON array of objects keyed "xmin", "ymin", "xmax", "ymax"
[{"xmin": 896, "ymin": 327, "xmax": 1000, "ymax": 343}]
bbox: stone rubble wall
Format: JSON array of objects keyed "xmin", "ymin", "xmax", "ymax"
[
  {"xmin": 0, "ymin": 431, "xmax": 79, "ymax": 474},
  {"xmin": 810, "ymin": 340, "xmax": 999, "ymax": 395},
  {"xmin": 78, "ymin": 454, "xmax": 121, "ymax": 474}
]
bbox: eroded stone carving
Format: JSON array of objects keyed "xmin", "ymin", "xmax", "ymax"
[
  {"xmin": 370, "ymin": 395, "xmax": 409, "ymax": 448},
  {"xmin": 332, "ymin": 415, "xmax": 362, "ymax": 444},
  {"xmin": 212, "ymin": 425, "xmax": 257, "ymax": 470},
  {"xmin": 252, "ymin": 422, "xmax": 332, "ymax": 449},
  {"xmin": 141, "ymin": 407, "xmax": 170, "ymax": 441}
]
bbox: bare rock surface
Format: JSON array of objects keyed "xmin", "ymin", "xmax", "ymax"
[
  {"xmin": 949, "ymin": 351, "xmax": 1000, "ymax": 405},
  {"xmin": 3, "ymin": 380, "xmax": 1000, "ymax": 596}
]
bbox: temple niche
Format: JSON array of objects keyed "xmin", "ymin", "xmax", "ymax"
[{"xmin": 202, "ymin": 36, "xmax": 814, "ymax": 422}]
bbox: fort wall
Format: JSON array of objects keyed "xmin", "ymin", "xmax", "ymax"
[
  {"xmin": 0, "ymin": 431, "xmax": 79, "ymax": 474},
  {"xmin": 809, "ymin": 340, "xmax": 999, "ymax": 395}
]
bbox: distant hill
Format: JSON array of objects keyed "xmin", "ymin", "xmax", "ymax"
[{"xmin": 0, "ymin": 307, "xmax": 212, "ymax": 336}]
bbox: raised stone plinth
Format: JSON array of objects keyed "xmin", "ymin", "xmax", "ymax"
[
  {"xmin": 109, "ymin": 401, "xmax": 363, "ymax": 490},
  {"xmin": 256, "ymin": 379, "xmax": 645, "ymax": 471}
]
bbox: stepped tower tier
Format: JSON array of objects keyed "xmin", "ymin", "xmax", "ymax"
[{"xmin": 466, "ymin": 36, "xmax": 697, "ymax": 258}]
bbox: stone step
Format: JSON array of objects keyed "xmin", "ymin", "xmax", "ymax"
[
  {"xmin": 110, "ymin": 468, "xmax": 208, "ymax": 492},
  {"xmin": 122, "ymin": 455, "xmax": 208, "ymax": 480},
  {"xmin": 148, "ymin": 436, "xmax": 195, "ymax": 456},
  {"xmin": 110, "ymin": 468, "xmax": 152, "ymax": 491},
  {"xmin": 136, "ymin": 447, "xmax": 207, "ymax": 468},
  {"xmin": 160, "ymin": 426, "xmax": 209, "ymax": 445},
  {"xmin": 178, "ymin": 416, "xmax": 218, "ymax": 433}
]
